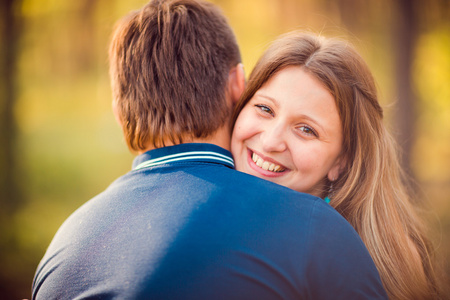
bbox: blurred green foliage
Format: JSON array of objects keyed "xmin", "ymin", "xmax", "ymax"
[
  {"xmin": 414, "ymin": 28, "xmax": 450, "ymax": 182},
  {"xmin": 1, "ymin": 0, "xmax": 449, "ymax": 298}
]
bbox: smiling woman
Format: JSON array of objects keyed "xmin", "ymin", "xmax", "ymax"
[
  {"xmin": 232, "ymin": 66, "xmax": 345, "ymax": 197},
  {"xmin": 231, "ymin": 31, "xmax": 443, "ymax": 299}
]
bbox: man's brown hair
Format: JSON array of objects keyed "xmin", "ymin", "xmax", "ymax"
[{"xmin": 109, "ymin": 0, "xmax": 241, "ymax": 151}]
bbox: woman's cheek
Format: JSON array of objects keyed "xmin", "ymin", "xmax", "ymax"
[
  {"xmin": 294, "ymin": 147, "xmax": 323, "ymax": 171},
  {"xmin": 235, "ymin": 116, "xmax": 258, "ymax": 140}
]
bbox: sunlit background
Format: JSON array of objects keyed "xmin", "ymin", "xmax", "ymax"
[{"xmin": 1, "ymin": 0, "xmax": 449, "ymax": 298}]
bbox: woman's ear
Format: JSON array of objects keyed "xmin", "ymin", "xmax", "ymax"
[
  {"xmin": 327, "ymin": 155, "xmax": 347, "ymax": 182},
  {"xmin": 228, "ymin": 63, "xmax": 245, "ymax": 106}
]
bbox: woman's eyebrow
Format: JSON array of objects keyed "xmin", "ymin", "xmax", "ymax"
[
  {"xmin": 253, "ymin": 92, "xmax": 279, "ymax": 106},
  {"xmin": 296, "ymin": 114, "xmax": 325, "ymax": 132}
]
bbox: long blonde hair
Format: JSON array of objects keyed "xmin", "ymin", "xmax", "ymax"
[{"xmin": 233, "ymin": 32, "xmax": 442, "ymax": 299}]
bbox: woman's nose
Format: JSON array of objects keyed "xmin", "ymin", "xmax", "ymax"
[{"xmin": 260, "ymin": 124, "xmax": 287, "ymax": 153}]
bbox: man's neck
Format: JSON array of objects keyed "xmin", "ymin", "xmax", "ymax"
[{"xmin": 138, "ymin": 125, "xmax": 232, "ymax": 154}]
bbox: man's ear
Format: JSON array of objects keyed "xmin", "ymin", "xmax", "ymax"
[
  {"xmin": 228, "ymin": 63, "xmax": 245, "ymax": 106},
  {"xmin": 112, "ymin": 101, "xmax": 123, "ymax": 127}
]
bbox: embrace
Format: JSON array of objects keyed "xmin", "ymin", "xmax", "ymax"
[{"xmin": 32, "ymin": 0, "xmax": 442, "ymax": 299}]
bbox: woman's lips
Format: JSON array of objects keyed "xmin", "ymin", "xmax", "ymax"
[{"xmin": 247, "ymin": 149, "xmax": 288, "ymax": 177}]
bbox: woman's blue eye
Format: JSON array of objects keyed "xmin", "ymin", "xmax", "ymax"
[{"xmin": 255, "ymin": 104, "xmax": 273, "ymax": 116}]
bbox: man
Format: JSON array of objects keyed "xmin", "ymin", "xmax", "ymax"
[{"xmin": 32, "ymin": 0, "xmax": 387, "ymax": 299}]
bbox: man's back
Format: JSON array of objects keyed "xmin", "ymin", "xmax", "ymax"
[{"xmin": 32, "ymin": 143, "xmax": 387, "ymax": 299}]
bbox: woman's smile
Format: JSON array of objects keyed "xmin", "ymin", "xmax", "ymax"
[{"xmin": 247, "ymin": 149, "xmax": 288, "ymax": 177}]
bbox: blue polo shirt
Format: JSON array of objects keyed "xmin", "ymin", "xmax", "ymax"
[{"xmin": 32, "ymin": 143, "xmax": 387, "ymax": 299}]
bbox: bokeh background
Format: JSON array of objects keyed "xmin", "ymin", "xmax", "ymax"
[{"xmin": 1, "ymin": 0, "xmax": 449, "ymax": 298}]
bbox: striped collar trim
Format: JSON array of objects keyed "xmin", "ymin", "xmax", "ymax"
[{"xmin": 134, "ymin": 150, "xmax": 234, "ymax": 170}]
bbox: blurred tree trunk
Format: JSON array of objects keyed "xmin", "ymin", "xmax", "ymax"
[
  {"xmin": 0, "ymin": 0, "xmax": 23, "ymax": 214},
  {"xmin": 393, "ymin": 0, "xmax": 418, "ymax": 183},
  {"xmin": 335, "ymin": 0, "xmax": 366, "ymax": 32},
  {"xmin": 0, "ymin": 0, "xmax": 24, "ymax": 298},
  {"xmin": 75, "ymin": 0, "xmax": 99, "ymax": 73}
]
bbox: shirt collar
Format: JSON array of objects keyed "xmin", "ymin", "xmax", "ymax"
[{"xmin": 132, "ymin": 143, "xmax": 234, "ymax": 170}]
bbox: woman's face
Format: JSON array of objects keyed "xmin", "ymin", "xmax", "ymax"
[{"xmin": 231, "ymin": 66, "xmax": 344, "ymax": 197}]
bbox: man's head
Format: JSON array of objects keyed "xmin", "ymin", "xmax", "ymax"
[{"xmin": 109, "ymin": 0, "xmax": 243, "ymax": 152}]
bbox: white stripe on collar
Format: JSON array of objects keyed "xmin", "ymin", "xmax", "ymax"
[{"xmin": 134, "ymin": 151, "xmax": 234, "ymax": 170}]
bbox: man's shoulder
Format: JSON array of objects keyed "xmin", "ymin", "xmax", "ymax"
[
  {"xmin": 214, "ymin": 167, "xmax": 349, "ymax": 222},
  {"xmin": 219, "ymin": 167, "xmax": 324, "ymax": 204},
  {"xmin": 222, "ymin": 168, "xmax": 360, "ymax": 233}
]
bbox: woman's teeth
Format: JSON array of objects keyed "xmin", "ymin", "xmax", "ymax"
[{"xmin": 252, "ymin": 153, "xmax": 285, "ymax": 172}]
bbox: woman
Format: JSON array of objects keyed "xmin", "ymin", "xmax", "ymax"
[{"xmin": 231, "ymin": 32, "xmax": 441, "ymax": 299}]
